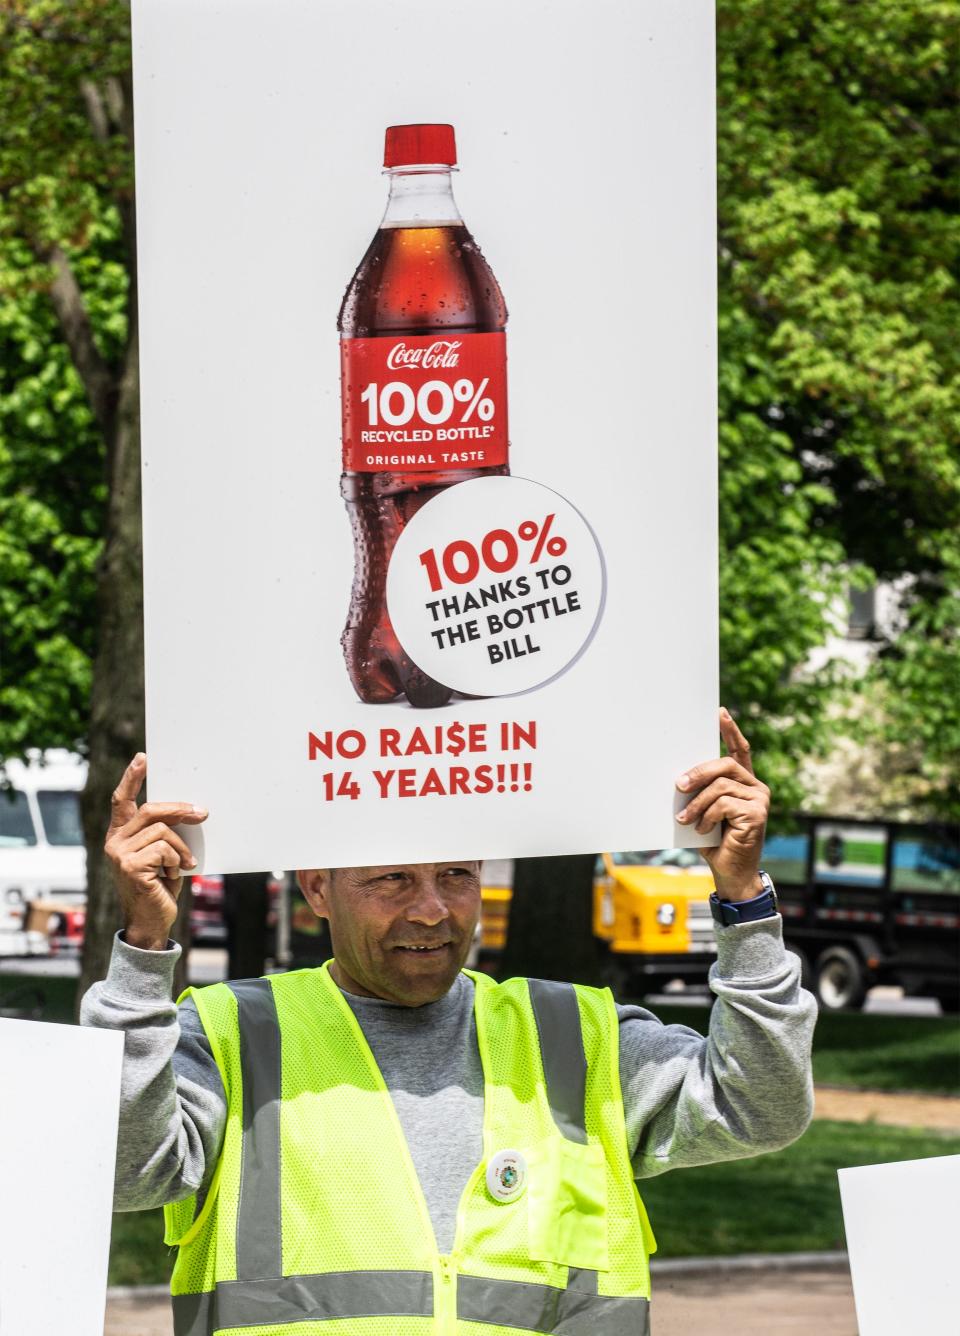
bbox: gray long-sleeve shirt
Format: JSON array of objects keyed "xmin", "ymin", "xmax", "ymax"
[{"xmin": 81, "ymin": 917, "xmax": 816, "ymax": 1252}]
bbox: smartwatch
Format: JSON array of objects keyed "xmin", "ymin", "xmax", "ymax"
[{"xmin": 710, "ymin": 870, "xmax": 778, "ymax": 926}]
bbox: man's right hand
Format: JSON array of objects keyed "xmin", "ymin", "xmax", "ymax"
[{"xmin": 105, "ymin": 754, "xmax": 208, "ymax": 951}]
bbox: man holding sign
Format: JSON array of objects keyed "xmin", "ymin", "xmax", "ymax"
[{"xmin": 83, "ymin": 709, "xmax": 815, "ymax": 1335}]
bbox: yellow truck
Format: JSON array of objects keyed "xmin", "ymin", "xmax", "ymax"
[{"xmin": 479, "ymin": 850, "xmax": 717, "ymax": 993}]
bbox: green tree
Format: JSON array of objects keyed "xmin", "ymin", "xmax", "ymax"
[
  {"xmin": 717, "ymin": 0, "xmax": 960, "ymax": 816},
  {"xmin": 0, "ymin": 236, "xmax": 107, "ymax": 755},
  {"xmin": 0, "ymin": 1, "xmax": 191, "ymax": 1002}
]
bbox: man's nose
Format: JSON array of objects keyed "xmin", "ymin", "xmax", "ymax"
[{"xmin": 406, "ymin": 876, "xmax": 450, "ymax": 925}]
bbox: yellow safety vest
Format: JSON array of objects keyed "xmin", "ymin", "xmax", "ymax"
[{"xmin": 164, "ymin": 964, "xmax": 656, "ymax": 1335}]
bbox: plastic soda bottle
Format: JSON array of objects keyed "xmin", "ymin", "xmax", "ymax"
[{"xmin": 339, "ymin": 123, "xmax": 509, "ymax": 707}]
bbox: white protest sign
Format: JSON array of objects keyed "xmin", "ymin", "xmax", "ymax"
[
  {"xmin": 132, "ymin": 0, "xmax": 720, "ymax": 872},
  {"xmin": 838, "ymin": 1155, "xmax": 960, "ymax": 1335},
  {"xmin": 0, "ymin": 1018, "xmax": 124, "ymax": 1336}
]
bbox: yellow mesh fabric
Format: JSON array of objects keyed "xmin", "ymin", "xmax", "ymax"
[
  {"xmin": 163, "ymin": 1187, "xmax": 197, "ymax": 1248},
  {"xmin": 165, "ymin": 982, "xmax": 242, "ymax": 1296},
  {"xmin": 458, "ymin": 974, "xmax": 566, "ymax": 1289},
  {"xmin": 271, "ymin": 966, "xmax": 435, "ymax": 1276},
  {"xmin": 455, "ymin": 972, "xmax": 652, "ymax": 1316},
  {"xmin": 578, "ymin": 984, "xmax": 654, "ymax": 1298},
  {"xmin": 165, "ymin": 964, "xmax": 651, "ymax": 1334}
]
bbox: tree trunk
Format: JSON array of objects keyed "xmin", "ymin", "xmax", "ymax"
[
  {"xmin": 76, "ymin": 315, "xmax": 153, "ymax": 1012},
  {"xmin": 499, "ymin": 854, "xmax": 601, "ymax": 985}
]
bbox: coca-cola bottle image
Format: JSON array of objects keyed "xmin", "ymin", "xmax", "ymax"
[{"xmin": 339, "ymin": 123, "xmax": 509, "ymax": 707}]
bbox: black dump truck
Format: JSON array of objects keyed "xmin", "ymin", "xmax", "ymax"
[{"xmin": 764, "ymin": 816, "xmax": 960, "ymax": 1012}]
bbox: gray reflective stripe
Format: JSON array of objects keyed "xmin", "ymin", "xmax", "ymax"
[
  {"xmin": 172, "ymin": 1270, "xmax": 434, "ymax": 1333},
  {"xmin": 228, "ymin": 978, "xmax": 283, "ymax": 1281},
  {"xmin": 172, "ymin": 1289, "xmax": 210, "ymax": 1336},
  {"xmin": 458, "ymin": 1273, "xmax": 649, "ymax": 1334},
  {"xmin": 527, "ymin": 978, "xmax": 588, "ymax": 1144},
  {"xmin": 528, "ymin": 984, "xmax": 605, "ymax": 1308},
  {"xmin": 566, "ymin": 1267, "xmax": 598, "ymax": 1294}
]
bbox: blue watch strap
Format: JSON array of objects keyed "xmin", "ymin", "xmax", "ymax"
[{"xmin": 710, "ymin": 871, "xmax": 778, "ymax": 926}]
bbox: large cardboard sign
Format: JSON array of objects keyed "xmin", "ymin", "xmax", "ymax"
[
  {"xmin": 838, "ymin": 1155, "xmax": 960, "ymax": 1335},
  {"xmin": 133, "ymin": 0, "xmax": 720, "ymax": 872},
  {"xmin": 0, "ymin": 1019, "xmax": 123, "ymax": 1335}
]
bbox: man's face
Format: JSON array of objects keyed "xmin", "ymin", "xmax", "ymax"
[{"xmin": 297, "ymin": 862, "xmax": 482, "ymax": 1006}]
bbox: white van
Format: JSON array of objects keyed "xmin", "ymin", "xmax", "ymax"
[{"xmin": 0, "ymin": 751, "xmax": 87, "ymax": 956}]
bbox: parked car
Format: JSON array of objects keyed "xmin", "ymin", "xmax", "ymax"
[{"xmin": 0, "ymin": 751, "xmax": 87, "ymax": 956}]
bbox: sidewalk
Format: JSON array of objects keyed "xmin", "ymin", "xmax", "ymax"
[
  {"xmin": 105, "ymin": 1259, "xmax": 858, "ymax": 1335},
  {"xmin": 652, "ymin": 1259, "xmax": 857, "ymax": 1335},
  {"xmin": 104, "ymin": 1291, "xmax": 170, "ymax": 1336},
  {"xmin": 813, "ymin": 1084, "xmax": 960, "ymax": 1132}
]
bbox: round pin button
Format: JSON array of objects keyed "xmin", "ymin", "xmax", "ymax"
[{"xmin": 486, "ymin": 1149, "xmax": 528, "ymax": 1202}]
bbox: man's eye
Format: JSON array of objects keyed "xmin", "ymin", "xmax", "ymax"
[{"xmin": 445, "ymin": 866, "xmax": 471, "ymax": 877}]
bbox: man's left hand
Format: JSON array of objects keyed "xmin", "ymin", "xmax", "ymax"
[{"xmin": 676, "ymin": 708, "xmax": 770, "ymax": 902}]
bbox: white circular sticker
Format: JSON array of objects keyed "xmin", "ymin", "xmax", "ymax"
[
  {"xmin": 486, "ymin": 1148, "xmax": 528, "ymax": 1202},
  {"xmin": 386, "ymin": 476, "xmax": 605, "ymax": 698}
]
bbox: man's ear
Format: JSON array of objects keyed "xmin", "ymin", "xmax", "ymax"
[{"xmin": 297, "ymin": 868, "xmax": 333, "ymax": 920}]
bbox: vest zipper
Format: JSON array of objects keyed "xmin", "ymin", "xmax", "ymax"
[
  {"xmin": 437, "ymin": 1253, "xmax": 457, "ymax": 1331},
  {"xmin": 321, "ymin": 968, "xmax": 494, "ymax": 1332}
]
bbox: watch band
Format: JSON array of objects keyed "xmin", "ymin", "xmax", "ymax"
[{"xmin": 710, "ymin": 870, "xmax": 778, "ymax": 926}]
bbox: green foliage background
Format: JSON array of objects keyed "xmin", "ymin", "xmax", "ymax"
[
  {"xmin": 1, "ymin": 0, "xmax": 958, "ymax": 814},
  {"xmin": 716, "ymin": 0, "xmax": 959, "ymax": 813},
  {"xmin": 1, "ymin": 0, "xmax": 131, "ymax": 755}
]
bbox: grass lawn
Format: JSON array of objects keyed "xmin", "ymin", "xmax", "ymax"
[
  {"xmin": 109, "ymin": 1119, "xmax": 960, "ymax": 1282},
  {"xmin": 109, "ymin": 1208, "xmax": 172, "ymax": 1286},
  {"xmin": 638, "ymin": 1120, "xmax": 960, "ymax": 1257},
  {"xmin": 808, "ymin": 1010, "xmax": 960, "ymax": 1094},
  {"xmin": 0, "ymin": 972, "xmax": 78, "ymax": 1023}
]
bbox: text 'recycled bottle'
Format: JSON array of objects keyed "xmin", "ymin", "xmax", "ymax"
[{"xmin": 339, "ymin": 123, "xmax": 509, "ymax": 707}]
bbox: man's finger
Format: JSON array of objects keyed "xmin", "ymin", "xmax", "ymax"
[
  {"xmin": 691, "ymin": 794, "xmax": 746, "ymax": 836},
  {"xmin": 677, "ymin": 777, "xmax": 760, "ymax": 826},
  {"xmin": 114, "ymin": 801, "xmax": 208, "ymax": 842},
  {"xmin": 149, "ymin": 839, "xmax": 188, "ymax": 879},
  {"xmin": 677, "ymin": 756, "xmax": 757, "ymax": 795},
  {"xmin": 109, "ymin": 754, "xmax": 147, "ymax": 832},
  {"xmin": 694, "ymin": 793, "xmax": 767, "ymax": 836},
  {"xmin": 120, "ymin": 841, "xmax": 188, "ymax": 887},
  {"xmin": 125, "ymin": 822, "xmax": 197, "ymax": 867},
  {"xmin": 719, "ymin": 706, "xmax": 755, "ymax": 776}
]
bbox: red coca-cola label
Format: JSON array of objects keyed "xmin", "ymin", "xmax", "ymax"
[{"xmin": 341, "ymin": 332, "xmax": 508, "ymax": 472}]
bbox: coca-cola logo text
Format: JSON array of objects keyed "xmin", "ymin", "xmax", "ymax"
[{"xmin": 387, "ymin": 340, "xmax": 462, "ymax": 372}]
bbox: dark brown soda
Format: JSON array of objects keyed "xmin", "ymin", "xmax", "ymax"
[{"xmin": 339, "ymin": 223, "xmax": 509, "ymax": 707}]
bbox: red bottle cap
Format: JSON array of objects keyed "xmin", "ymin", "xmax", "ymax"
[{"xmin": 384, "ymin": 123, "xmax": 457, "ymax": 168}]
